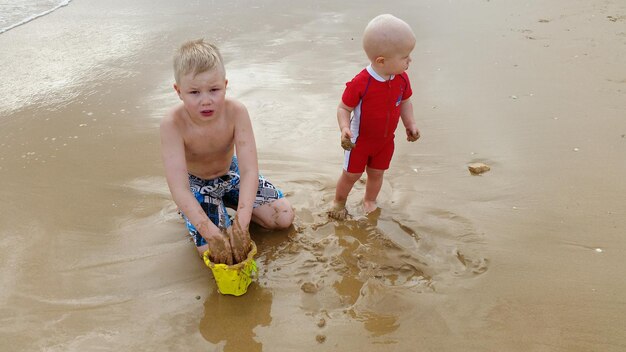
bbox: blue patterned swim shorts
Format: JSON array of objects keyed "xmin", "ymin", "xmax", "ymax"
[{"xmin": 182, "ymin": 156, "xmax": 284, "ymax": 247}]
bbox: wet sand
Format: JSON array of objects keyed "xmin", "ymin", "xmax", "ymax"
[{"xmin": 1, "ymin": 0, "xmax": 625, "ymax": 351}]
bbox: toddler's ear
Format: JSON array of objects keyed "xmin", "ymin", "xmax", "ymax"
[
  {"xmin": 375, "ymin": 56, "xmax": 385, "ymax": 65},
  {"xmin": 225, "ymin": 79, "xmax": 229, "ymax": 88}
]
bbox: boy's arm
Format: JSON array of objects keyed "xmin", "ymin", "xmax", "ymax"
[
  {"xmin": 232, "ymin": 102, "xmax": 258, "ymax": 228},
  {"xmin": 337, "ymin": 102, "xmax": 354, "ymax": 150},
  {"xmin": 230, "ymin": 101, "xmax": 258, "ymax": 262},
  {"xmin": 160, "ymin": 113, "xmax": 233, "ymax": 264},
  {"xmin": 400, "ymin": 98, "xmax": 420, "ymax": 142}
]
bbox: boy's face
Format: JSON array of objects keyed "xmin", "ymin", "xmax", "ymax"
[{"xmin": 174, "ymin": 68, "xmax": 227, "ymax": 122}]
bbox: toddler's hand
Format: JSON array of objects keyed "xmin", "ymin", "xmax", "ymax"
[
  {"xmin": 340, "ymin": 127, "xmax": 354, "ymax": 151},
  {"xmin": 406, "ymin": 127, "xmax": 420, "ymax": 142}
]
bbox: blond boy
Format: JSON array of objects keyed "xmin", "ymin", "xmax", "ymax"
[
  {"xmin": 160, "ymin": 39, "xmax": 294, "ymax": 265},
  {"xmin": 333, "ymin": 14, "xmax": 420, "ymax": 216}
]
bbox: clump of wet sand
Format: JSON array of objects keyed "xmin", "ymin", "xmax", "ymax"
[
  {"xmin": 468, "ymin": 162, "xmax": 490, "ymax": 175},
  {"xmin": 301, "ymin": 282, "xmax": 319, "ymax": 293},
  {"xmin": 341, "ymin": 137, "xmax": 355, "ymax": 151}
]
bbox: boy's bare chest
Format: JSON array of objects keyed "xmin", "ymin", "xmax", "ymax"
[{"xmin": 184, "ymin": 121, "xmax": 234, "ymax": 158}]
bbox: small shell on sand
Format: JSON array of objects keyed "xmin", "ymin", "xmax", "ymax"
[{"xmin": 468, "ymin": 163, "xmax": 490, "ymax": 175}]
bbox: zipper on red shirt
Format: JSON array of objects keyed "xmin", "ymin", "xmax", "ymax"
[{"xmin": 384, "ymin": 79, "xmax": 391, "ymax": 137}]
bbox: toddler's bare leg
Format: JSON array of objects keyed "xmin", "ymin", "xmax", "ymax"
[
  {"xmin": 329, "ymin": 170, "xmax": 361, "ymax": 220},
  {"xmin": 334, "ymin": 170, "xmax": 362, "ymax": 205},
  {"xmin": 363, "ymin": 167, "xmax": 384, "ymax": 213},
  {"xmin": 251, "ymin": 198, "xmax": 294, "ymax": 230}
]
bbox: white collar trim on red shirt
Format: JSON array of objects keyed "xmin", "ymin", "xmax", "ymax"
[{"xmin": 366, "ymin": 64, "xmax": 395, "ymax": 82}]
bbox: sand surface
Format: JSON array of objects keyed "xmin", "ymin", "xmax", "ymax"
[{"xmin": 1, "ymin": 0, "xmax": 625, "ymax": 351}]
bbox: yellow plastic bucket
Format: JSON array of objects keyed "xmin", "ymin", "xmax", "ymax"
[{"xmin": 203, "ymin": 241, "xmax": 258, "ymax": 296}]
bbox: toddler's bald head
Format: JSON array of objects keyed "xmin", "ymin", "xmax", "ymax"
[{"xmin": 363, "ymin": 14, "xmax": 415, "ymax": 61}]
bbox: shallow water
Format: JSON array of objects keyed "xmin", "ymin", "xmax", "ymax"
[
  {"xmin": 1, "ymin": 0, "xmax": 625, "ymax": 351},
  {"xmin": 0, "ymin": 0, "xmax": 72, "ymax": 34}
]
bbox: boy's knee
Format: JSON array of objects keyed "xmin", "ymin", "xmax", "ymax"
[
  {"xmin": 366, "ymin": 167, "xmax": 385, "ymax": 176},
  {"xmin": 254, "ymin": 198, "xmax": 294, "ymax": 230},
  {"xmin": 272, "ymin": 201, "xmax": 295, "ymax": 229}
]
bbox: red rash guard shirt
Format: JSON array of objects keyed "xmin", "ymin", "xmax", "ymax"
[{"xmin": 342, "ymin": 65, "xmax": 412, "ymax": 142}]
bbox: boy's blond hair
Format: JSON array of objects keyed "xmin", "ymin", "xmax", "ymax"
[
  {"xmin": 362, "ymin": 14, "xmax": 415, "ymax": 61},
  {"xmin": 173, "ymin": 39, "xmax": 225, "ymax": 84}
]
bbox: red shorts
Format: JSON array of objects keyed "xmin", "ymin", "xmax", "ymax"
[{"xmin": 343, "ymin": 137, "xmax": 395, "ymax": 173}]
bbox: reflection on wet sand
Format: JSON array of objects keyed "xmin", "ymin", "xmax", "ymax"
[
  {"xmin": 246, "ymin": 168, "xmax": 489, "ymax": 347},
  {"xmin": 199, "ymin": 284, "xmax": 273, "ymax": 352}
]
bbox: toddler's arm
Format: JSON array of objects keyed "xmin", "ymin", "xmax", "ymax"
[
  {"xmin": 400, "ymin": 98, "xmax": 420, "ymax": 142},
  {"xmin": 337, "ymin": 102, "xmax": 355, "ymax": 150}
]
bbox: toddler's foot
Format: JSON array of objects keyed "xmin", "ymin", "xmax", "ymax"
[
  {"xmin": 327, "ymin": 202, "xmax": 349, "ymax": 221},
  {"xmin": 364, "ymin": 207, "xmax": 382, "ymax": 225},
  {"xmin": 363, "ymin": 200, "xmax": 378, "ymax": 214}
]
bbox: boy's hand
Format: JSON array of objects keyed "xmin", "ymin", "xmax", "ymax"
[
  {"xmin": 205, "ymin": 230, "xmax": 234, "ymax": 265},
  {"xmin": 340, "ymin": 127, "xmax": 355, "ymax": 151},
  {"xmin": 406, "ymin": 127, "xmax": 420, "ymax": 142},
  {"xmin": 227, "ymin": 216, "xmax": 252, "ymax": 264}
]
